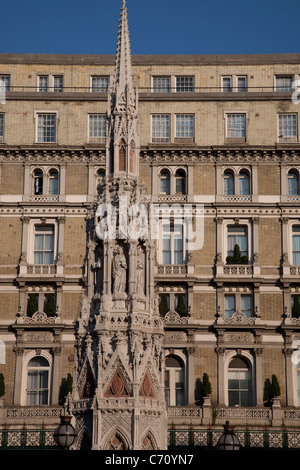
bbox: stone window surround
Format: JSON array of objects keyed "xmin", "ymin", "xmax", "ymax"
[
  {"xmin": 20, "ymin": 349, "xmax": 53, "ymax": 406},
  {"xmin": 23, "ymin": 163, "xmax": 66, "ymax": 202},
  {"xmin": 151, "ymin": 75, "xmax": 195, "ymax": 93},
  {"xmin": 221, "ymin": 349, "xmax": 256, "ymax": 407},
  {"xmin": 33, "ymin": 110, "xmax": 59, "ymax": 144},
  {"xmin": 221, "ymin": 74, "xmax": 248, "ymax": 92},
  {"xmin": 219, "ymin": 218, "xmax": 253, "ymax": 265},
  {"xmin": 37, "ymin": 74, "xmax": 64, "ymax": 92},
  {"xmin": 152, "ymin": 165, "xmax": 192, "ymax": 198}
]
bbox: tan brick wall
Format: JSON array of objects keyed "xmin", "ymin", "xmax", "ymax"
[
  {"xmin": 258, "ymin": 165, "xmax": 281, "ymax": 195},
  {"xmin": 260, "ymin": 293, "xmax": 283, "ymax": 321},
  {"xmin": 259, "ymin": 218, "xmax": 281, "ymax": 266},
  {"xmin": 194, "ymin": 347, "xmax": 218, "ymax": 404},
  {"xmin": 0, "ymin": 218, "xmax": 22, "ymax": 265},
  {"xmin": 1, "ymin": 164, "xmax": 24, "ymax": 195},
  {"xmin": 65, "ymin": 164, "xmax": 88, "ymax": 195},
  {"xmin": 64, "ymin": 217, "xmax": 86, "ymax": 265},
  {"xmin": 0, "ymin": 346, "xmax": 16, "ymax": 406},
  {"xmin": 193, "ymin": 164, "xmax": 215, "ymax": 195},
  {"xmin": 193, "ymin": 292, "xmax": 216, "ymax": 320},
  {"xmin": 194, "ymin": 217, "xmax": 215, "ymax": 268},
  {"xmin": 61, "ymin": 292, "xmax": 82, "ymax": 321},
  {"xmin": 139, "ymin": 164, "xmax": 151, "ymax": 194},
  {"xmin": 262, "ymin": 349, "xmax": 286, "ymax": 405}
]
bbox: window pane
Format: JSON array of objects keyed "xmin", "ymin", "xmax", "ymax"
[
  {"xmin": 37, "ymin": 114, "xmax": 56, "ymax": 143},
  {"xmin": 48, "ymin": 172, "xmax": 59, "ymax": 195},
  {"xmin": 225, "ymin": 295, "xmax": 235, "ymax": 317},
  {"xmin": 276, "ymin": 76, "xmax": 293, "ymax": 92},
  {"xmin": 288, "ymin": 172, "xmax": 299, "ymax": 195},
  {"xmin": 0, "ymin": 114, "xmax": 4, "ymax": 138},
  {"xmin": 279, "ymin": 114, "xmax": 297, "ymax": 138},
  {"xmin": 53, "ymin": 76, "xmax": 63, "ymax": 92},
  {"xmin": 0, "ymin": 75, "xmax": 10, "ymax": 91},
  {"xmin": 224, "ymin": 172, "xmax": 234, "ymax": 195},
  {"xmin": 152, "ymin": 115, "xmax": 170, "ymax": 142},
  {"xmin": 34, "ymin": 227, "xmax": 54, "ymax": 264},
  {"xmin": 239, "ymin": 172, "xmax": 250, "ymax": 195},
  {"xmin": 176, "ymin": 76, "xmax": 194, "ymax": 92},
  {"xmin": 91, "ymin": 76, "xmax": 109, "ymax": 92},
  {"xmin": 89, "ymin": 114, "xmax": 106, "ymax": 138},
  {"xmin": 293, "ymin": 234, "xmax": 300, "ymax": 265},
  {"xmin": 153, "ymin": 77, "xmax": 171, "ymax": 93},
  {"xmin": 241, "ymin": 295, "xmax": 251, "ymax": 317},
  {"xmin": 227, "ymin": 114, "xmax": 246, "ymax": 138},
  {"xmin": 175, "ymin": 170, "xmax": 186, "ymax": 194},
  {"xmin": 227, "ymin": 226, "xmax": 248, "ymax": 257},
  {"xmin": 176, "ymin": 115, "xmax": 194, "ymax": 138},
  {"xmin": 39, "ymin": 76, "xmax": 48, "ymax": 92},
  {"xmin": 222, "ymin": 77, "xmax": 232, "ymax": 92},
  {"xmin": 160, "ymin": 171, "xmax": 170, "ymax": 194},
  {"xmin": 237, "ymin": 76, "xmax": 247, "ymax": 92}
]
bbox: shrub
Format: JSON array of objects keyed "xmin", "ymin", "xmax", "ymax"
[
  {"xmin": 271, "ymin": 374, "xmax": 281, "ymax": 398},
  {"xmin": 202, "ymin": 373, "xmax": 212, "ymax": 396},
  {"xmin": 0, "ymin": 374, "xmax": 5, "ymax": 397}
]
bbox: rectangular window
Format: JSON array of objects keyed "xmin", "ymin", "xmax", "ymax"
[
  {"xmin": 91, "ymin": 76, "xmax": 109, "ymax": 92},
  {"xmin": 222, "ymin": 76, "xmax": 232, "ymax": 92},
  {"xmin": 38, "ymin": 76, "xmax": 49, "ymax": 92},
  {"xmin": 292, "ymin": 226, "xmax": 300, "ymax": 265},
  {"xmin": 34, "ymin": 226, "xmax": 54, "ymax": 264},
  {"xmin": 278, "ymin": 114, "xmax": 298, "ymax": 142},
  {"xmin": 227, "ymin": 226, "xmax": 248, "ymax": 259},
  {"xmin": 89, "ymin": 114, "xmax": 106, "ymax": 141},
  {"xmin": 241, "ymin": 295, "xmax": 252, "ymax": 317},
  {"xmin": 237, "ymin": 76, "xmax": 247, "ymax": 92},
  {"xmin": 226, "ymin": 113, "xmax": 246, "ymax": 140},
  {"xmin": 0, "ymin": 75, "xmax": 10, "ymax": 91},
  {"xmin": 53, "ymin": 75, "xmax": 63, "ymax": 92},
  {"xmin": 0, "ymin": 113, "xmax": 4, "ymax": 142},
  {"xmin": 152, "ymin": 76, "xmax": 171, "ymax": 93},
  {"xmin": 225, "ymin": 295, "xmax": 235, "ymax": 318},
  {"xmin": 37, "ymin": 114, "xmax": 57, "ymax": 143},
  {"xmin": 152, "ymin": 114, "xmax": 170, "ymax": 143},
  {"xmin": 162, "ymin": 224, "xmax": 183, "ymax": 264},
  {"xmin": 175, "ymin": 114, "xmax": 194, "ymax": 140},
  {"xmin": 275, "ymin": 76, "xmax": 293, "ymax": 92},
  {"xmin": 176, "ymin": 76, "xmax": 194, "ymax": 92}
]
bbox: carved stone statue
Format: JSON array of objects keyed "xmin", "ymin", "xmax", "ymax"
[
  {"xmin": 136, "ymin": 257, "xmax": 144, "ymax": 296},
  {"xmin": 113, "ymin": 245, "xmax": 127, "ymax": 293}
]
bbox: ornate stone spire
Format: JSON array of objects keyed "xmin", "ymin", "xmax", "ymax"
[{"xmin": 106, "ymin": 0, "xmax": 140, "ymax": 176}]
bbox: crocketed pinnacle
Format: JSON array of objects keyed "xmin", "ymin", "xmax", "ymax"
[{"xmin": 115, "ymin": 0, "xmax": 134, "ymax": 92}]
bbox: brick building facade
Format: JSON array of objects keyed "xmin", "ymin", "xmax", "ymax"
[{"xmin": 0, "ymin": 1, "xmax": 300, "ymax": 450}]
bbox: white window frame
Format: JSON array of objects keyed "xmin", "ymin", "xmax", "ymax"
[
  {"xmin": 223, "ymin": 350, "xmax": 255, "ymax": 407},
  {"xmin": 151, "ymin": 114, "xmax": 171, "ymax": 143},
  {"xmin": 90, "ymin": 76, "xmax": 110, "ymax": 93},
  {"xmin": 21, "ymin": 350, "xmax": 52, "ymax": 406},
  {"xmin": 222, "ymin": 219, "xmax": 252, "ymax": 264},
  {"xmin": 37, "ymin": 75, "xmax": 64, "ymax": 92},
  {"xmin": 278, "ymin": 113, "xmax": 298, "ymax": 143},
  {"xmin": 175, "ymin": 76, "xmax": 195, "ymax": 92},
  {"xmin": 158, "ymin": 221, "xmax": 185, "ymax": 265},
  {"xmin": 34, "ymin": 111, "xmax": 58, "ymax": 144},
  {"xmin": 88, "ymin": 114, "xmax": 106, "ymax": 142},
  {"xmin": 151, "ymin": 76, "xmax": 171, "ymax": 93},
  {"xmin": 175, "ymin": 114, "xmax": 194, "ymax": 141},
  {"xmin": 274, "ymin": 74, "xmax": 297, "ymax": 92},
  {"xmin": 27, "ymin": 218, "xmax": 58, "ymax": 266},
  {"xmin": 165, "ymin": 351, "xmax": 187, "ymax": 406},
  {"xmin": 221, "ymin": 75, "xmax": 248, "ymax": 92},
  {"xmin": 225, "ymin": 112, "xmax": 247, "ymax": 141}
]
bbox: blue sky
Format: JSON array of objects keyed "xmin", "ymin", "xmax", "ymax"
[{"xmin": 1, "ymin": 0, "xmax": 300, "ymax": 55}]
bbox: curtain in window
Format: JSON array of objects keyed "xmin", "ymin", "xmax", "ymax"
[
  {"xmin": 174, "ymin": 226, "xmax": 183, "ymax": 264},
  {"xmin": 227, "ymin": 227, "xmax": 248, "ymax": 257},
  {"xmin": 26, "ymin": 357, "xmax": 49, "ymax": 405},
  {"xmin": 224, "ymin": 172, "xmax": 234, "ymax": 195},
  {"xmin": 288, "ymin": 172, "xmax": 299, "ymax": 195},
  {"xmin": 225, "ymin": 295, "xmax": 235, "ymax": 317},
  {"xmin": 293, "ymin": 234, "xmax": 300, "ymax": 265},
  {"xmin": 48, "ymin": 172, "xmax": 59, "ymax": 195},
  {"xmin": 34, "ymin": 228, "xmax": 54, "ymax": 264},
  {"xmin": 239, "ymin": 172, "xmax": 250, "ymax": 195}
]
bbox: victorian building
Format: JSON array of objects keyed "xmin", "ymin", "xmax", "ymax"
[{"xmin": 0, "ymin": 0, "xmax": 300, "ymax": 450}]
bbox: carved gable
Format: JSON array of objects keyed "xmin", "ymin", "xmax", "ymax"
[
  {"xmin": 139, "ymin": 370, "xmax": 156, "ymax": 399},
  {"xmin": 104, "ymin": 368, "xmax": 130, "ymax": 397}
]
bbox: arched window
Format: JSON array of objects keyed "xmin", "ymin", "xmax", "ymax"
[
  {"xmin": 48, "ymin": 169, "xmax": 59, "ymax": 195},
  {"xmin": 288, "ymin": 170, "xmax": 299, "ymax": 195},
  {"xmin": 239, "ymin": 170, "xmax": 250, "ymax": 196},
  {"xmin": 165, "ymin": 355, "xmax": 185, "ymax": 406},
  {"xmin": 228, "ymin": 356, "xmax": 252, "ymax": 406},
  {"xmin": 33, "ymin": 169, "xmax": 43, "ymax": 195},
  {"xmin": 175, "ymin": 169, "xmax": 186, "ymax": 194},
  {"xmin": 26, "ymin": 356, "xmax": 50, "ymax": 405},
  {"xmin": 160, "ymin": 170, "xmax": 170, "ymax": 195},
  {"xmin": 224, "ymin": 170, "xmax": 234, "ymax": 195}
]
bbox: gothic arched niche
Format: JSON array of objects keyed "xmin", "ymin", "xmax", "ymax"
[
  {"xmin": 129, "ymin": 140, "xmax": 135, "ymax": 173},
  {"xmin": 141, "ymin": 431, "xmax": 157, "ymax": 451},
  {"xmin": 119, "ymin": 139, "xmax": 126, "ymax": 172},
  {"xmin": 105, "ymin": 430, "xmax": 129, "ymax": 450}
]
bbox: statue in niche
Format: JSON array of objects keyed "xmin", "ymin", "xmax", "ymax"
[
  {"xmin": 113, "ymin": 245, "xmax": 127, "ymax": 294},
  {"xmin": 136, "ymin": 257, "xmax": 144, "ymax": 296}
]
